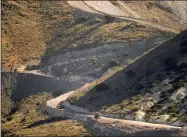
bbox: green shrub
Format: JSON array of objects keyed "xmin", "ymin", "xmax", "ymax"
[
  {"xmin": 91, "ymin": 57, "xmax": 98, "ymax": 64},
  {"xmin": 64, "ymin": 68, "xmax": 68, "ymax": 73},
  {"xmin": 75, "ymin": 24, "xmax": 83, "ymax": 30}
]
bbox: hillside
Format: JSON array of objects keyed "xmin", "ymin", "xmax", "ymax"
[
  {"xmin": 113, "ymin": 1, "xmax": 187, "ymax": 30},
  {"xmin": 1, "ymin": 0, "xmax": 166, "ymax": 71},
  {"xmin": 69, "ymin": 30, "xmax": 187, "ymax": 126},
  {"xmin": 1, "ymin": 0, "xmax": 187, "ymax": 136},
  {"xmin": 2, "ymin": 92, "xmax": 90, "ymax": 137}
]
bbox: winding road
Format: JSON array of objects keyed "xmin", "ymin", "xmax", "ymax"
[
  {"xmin": 68, "ymin": 1, "xmax": 180, "ymax": 34},
  {"xmin": 46, "ymin": 82, "xmax": 181, "ymax": 130},
  {"xmin": 5, "ymin": 1, "xmax": 184, "ymax": 134},
  {"xmin": 12, "ymin": 34, "xmax": 182, "ymax": 132},
  {"xmin": 44, "ymin": 38, "xmax": 182, "ymax": 131}
]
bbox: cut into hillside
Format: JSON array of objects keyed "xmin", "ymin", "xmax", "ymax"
[{"xmin": 69, "ymin": 30, "xmax": 187, "ymax": 126}]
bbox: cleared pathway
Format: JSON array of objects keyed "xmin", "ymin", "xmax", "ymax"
[
  {"xmin": 46, "ymin": 81, "xmax": 181, "ymax": 130},
  {"xmin": 68, "ymin": 1, "xmax": 180, "ymax": 34}
]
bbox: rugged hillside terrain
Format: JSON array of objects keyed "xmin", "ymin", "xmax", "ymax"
[
  {"xmin": 2, "ymin": 0, "xmax": 186, "ymax": 71},
  {"xmin": 114, "ymin": 1, "xmax": 187, "ymax": 30},
  {"xmin": 2, "ymin": 92, "xmax": 89, "ymax": 137},
  {"xmin": 70, "ymin": 30, "xmax": 187, "ymax": 126},
  {"xmin": 2, "ymin": 0, "xmax": 165, "ymax": 71},
  {"xmin": 2, "ymin": 0, "xmax": 187, "ymax": 136}
]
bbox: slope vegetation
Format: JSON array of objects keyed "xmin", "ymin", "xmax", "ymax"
[
  {"xmin": 70, "ymin": 30, "xmax": 187, "ymax": 126},
  {"xmin": 2, "ymin": 0, "xmax": 163, "ymax": 71}
]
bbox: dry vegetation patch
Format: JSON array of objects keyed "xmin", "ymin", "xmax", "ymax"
[
  {"xmin": 2, "ymin": 92, "xmax": 89, "ymax": 137},
  {"xmin": 2, "ymin": 0, "xmax": 165, "ymax": 71}
]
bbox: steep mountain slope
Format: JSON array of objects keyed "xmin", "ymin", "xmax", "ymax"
[
  {"xmin": 115, "ymin": 1, "xmax": 187, "ymax": 30},
  {"xmin": 70, "ymin": 30, "xmax": 187, "ymax": 126},
  {"xmin": 2, "ymin": 0, "xmax": 165, "ymax": 71},
  {"xmin": 2, "ymin": 92, "xmax": 89, "ymax": 137},
  {"xmin": 2, "ymin": 0, "xmax": 187, "ymax": 136},
  {"xmin": 1, "ymin": 0, "xmax": 74, "ymax": 70},
  {"xmin": 69, "ymin": 1, "xmax": 187, "ymax": 31}
]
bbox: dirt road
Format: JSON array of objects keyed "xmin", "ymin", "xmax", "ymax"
[{"xmin": 68, "ymin": 1, "xmax": 180, "ymax": 34}]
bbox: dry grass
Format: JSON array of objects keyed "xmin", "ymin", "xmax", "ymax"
[
  {"xmin": 2, "ymin": 92, "xmax": 90, "ymax": 136},
  {"xmin": 73, "ymin": 21, "xmax": 160, "ymax": 49},
  {"xmin": 122, "ymin": 1, "xmax": 180, "ymax": 30},
  {"xmin": 2, "ymin": 1, "xmax": 46, "ymax": 70},
  {"xmin": 2, "ymin": 0, "xmax": 163, "ymax": 71},
  {"xmin": 101, "ymin": 96, "xmax": 141, "ymax": 113},
  {"xmin": 1, "ymin": 0, "xmax": 74, "ymax": 70}
]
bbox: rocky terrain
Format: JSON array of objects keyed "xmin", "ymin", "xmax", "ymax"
[
  {"xmin": 1, "ymin": 0, "xmax": 187, "ymax": 136},
  {"xmin": 2, "ymin": 0, "xmax": 166, "ymax": 71},
  {"xmin": 70, "ymin": 29, "xmax": 187, "ymax": 127}
]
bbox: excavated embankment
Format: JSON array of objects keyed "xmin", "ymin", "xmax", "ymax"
[
  {"xmin": 72, "ymin": 29, "xmax": 187, "ymax": 126},
  {"xmin": 37, "ymin": 35, "xmax": 169, "ymax": 79}
]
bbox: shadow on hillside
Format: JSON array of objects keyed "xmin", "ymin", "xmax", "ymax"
[
  {"xmin": 26, "ymin": 117, "xmax": 68, "ymax": 128},
  {"xmin": 26, "ymin": 11, "xmax": 121, "ymax": 70},
  {"xmin": 1, "ymin": 72, "xmax": 84, "ymax": 101},
  {"xmin": 26, "ymin": 16, "xmax": 107, "ymax": 70},
  {"xmin": 73, "ymin": 29, "xmax": 187, "ymax": 111}
]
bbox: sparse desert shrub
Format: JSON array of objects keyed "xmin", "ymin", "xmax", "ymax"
[
  {"xmin": 64, "ymin": 67, "xmax": 68, "ymax": 73},
  {"xmin": 63, "ymin": 9, "xmax": 72, "ymax": 14},
  {"xmin": 75, "ymin": 24, "xmax": 83, "ymax": 30},
  {"xmin": 91, "ymin": 57, "xmax": 98, "ymax": 64},
  {"xmin": 107, "ymin": 59, "xmax": 120, "ymax": 67}
]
